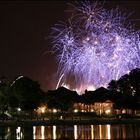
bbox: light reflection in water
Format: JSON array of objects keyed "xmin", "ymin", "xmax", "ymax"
[
  {"xmin": 99, "ymin": 124, "xmax": 102, "ymax": 139},
  {"xmin": 33, "ymin": 126, "xmax": 36, "ymax": 139},
  {"xmin": 91, "ymin": 125, "xmax": 94, "ymax": 139},
  {"xmin": 74, "ymin": 125, "xmax": 77, "ymax": 140},
  {"xmin": 1, "ymin": 124, "xmax": 140, "ymax": 139},
  {"xmin": 107, "ymin": 124, "xmax": 111, "ymax": 139},
  {"xmin": 41, "ymin": 126, "xmax": 45, "ymax": 139},
  {"xmin": 53, "ymin": 125, "xmax": 56, "ymax": 140},
  {"xmin": 4, "ymin": 127, "xmax": 11, "ymax": 139},
  {"xmin": 16, "ymin": 126, "xmax": 23, "ymax": 139}
]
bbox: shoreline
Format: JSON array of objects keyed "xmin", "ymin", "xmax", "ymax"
[{"xmin": 0, "ymin": 118, "xmax": 140, "ymax": 126}]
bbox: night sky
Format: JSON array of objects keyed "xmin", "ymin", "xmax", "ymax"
[{"xmin": 0, "ymin": 0, "xmax": 140, "ymax": 91}]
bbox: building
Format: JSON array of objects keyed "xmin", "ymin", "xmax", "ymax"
[{"xmin": 73, "ymin": 100, "xmax": 114, "ymax": 115}]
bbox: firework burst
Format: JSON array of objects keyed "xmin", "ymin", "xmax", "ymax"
[{"xmin": 51, "ymin": 1, "xmax": 140, "ymax": 91}]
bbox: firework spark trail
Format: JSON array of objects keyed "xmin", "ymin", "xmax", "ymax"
[
  {"xmin": 51, "ymin": 1, "xmax": 140, "ymax": 91},
  {"xmin": 56, "ymin": 73, "xmax": 64, "ymax": 89}
]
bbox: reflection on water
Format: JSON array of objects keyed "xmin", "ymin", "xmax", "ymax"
[
  {"xmin": 41, "ymin": 126, "xmax": 45, "ymax": 139},
  {"xmin": 33, "ymin": 126, "xmax": 36, "ymax": 139},
  {"xmin": 53, "ymin": 125, "xmax": 56, "ymax": 140},
  {"xmin": 74, "ymin": 125, "xmax": 77, "ymax": 139},
  {"xmin": 16, "ymin": 127, "xmax": 23, "ymax": 139},
  {"xmin": 0, "ymin": 124, "xmax": 140, "ymax": 139},
  {"xmin": 107, "ymin": 124, "xmax": 111, "ymax": 139},
  {"xmin": 91, "ymin": 125, "xmax": 94, "ymax": 139}
]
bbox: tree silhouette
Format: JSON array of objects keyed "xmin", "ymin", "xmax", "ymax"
[
  {"xmin": 46, "ymin": 87, "xmax": 79, "ymax": 111},
  {"xmin": 108, "ymin": 68, "xmax": 140, "ymax": 110},
  {"xmin": 10, "ymin": 76, "xmax": 43, "ymax": 112}
]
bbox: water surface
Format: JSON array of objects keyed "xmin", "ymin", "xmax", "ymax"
[{"xmin": 0, "ymin": 124, "xmax": 140, "ymax": 139}]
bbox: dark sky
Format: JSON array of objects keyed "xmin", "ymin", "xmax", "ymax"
[{"xmin": 0, "ymin": 0, "xmax": 140, "ymax": 91}]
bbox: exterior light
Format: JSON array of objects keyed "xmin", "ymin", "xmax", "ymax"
[
  {"xmin": 53, "ymin": 109, "xmax": 57, "ymax": 113},
  {"xmin": 41, "ymin": 107, "xmax": 45, "ymax": 113},
  {"xmin": 36, "ymin": 106, "xmax": 47, "ymax": 114},
  {"xmin": 74, "ymin": 109, "xmax": 78, "ymax": 113},
  {"xmin": 122, "ymin": 109, "xmax": 126, "ymax": 114},
  {"xmin": 105, "ymin": 109, "xmax": 111, "ymax": 115},
  {"xmin": 17, "ymin": 108, "xmax": 21, "ymax": 112}
]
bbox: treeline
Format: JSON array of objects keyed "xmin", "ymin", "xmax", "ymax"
[
  {"xmin": 45, "ymin": 68, "xmax": 140, "ymax": 111},
  {"xmin": 0, "ymin": 76, "xmax": 44, "ymax": 114},
  {"xmin": 0, "ymin": 68, "xmax": 140, "ymax": 114}
]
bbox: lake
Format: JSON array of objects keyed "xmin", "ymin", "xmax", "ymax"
[{"xmin": 0, "ymin": 124, "xmax": 140, "ymax": 139}]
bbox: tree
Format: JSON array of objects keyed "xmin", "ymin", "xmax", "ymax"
[
  {"xmin": 46, "ymin": 87, "xmax": 79, "ymax": 112},
  {"xmin": 10, "ymin": 76, "xmax": 43, "ymax": 112},
  {"xmin": 107, "ymin": 68, "xmax": 140, "ymax": 111},
  {"xmin": 129, "ymin": 68, "xmax": 140, "ymax": 96},
  {"xmin": 108, "ymin": 80, "xmax": 119, "ymax": 91},
  {"xmin": 0, "ymin": 90, "xmax": 7, "ymax": 114},
  {"xmin": 0, "ymin": 79, "xmax": 9, "ymax": 114}
]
